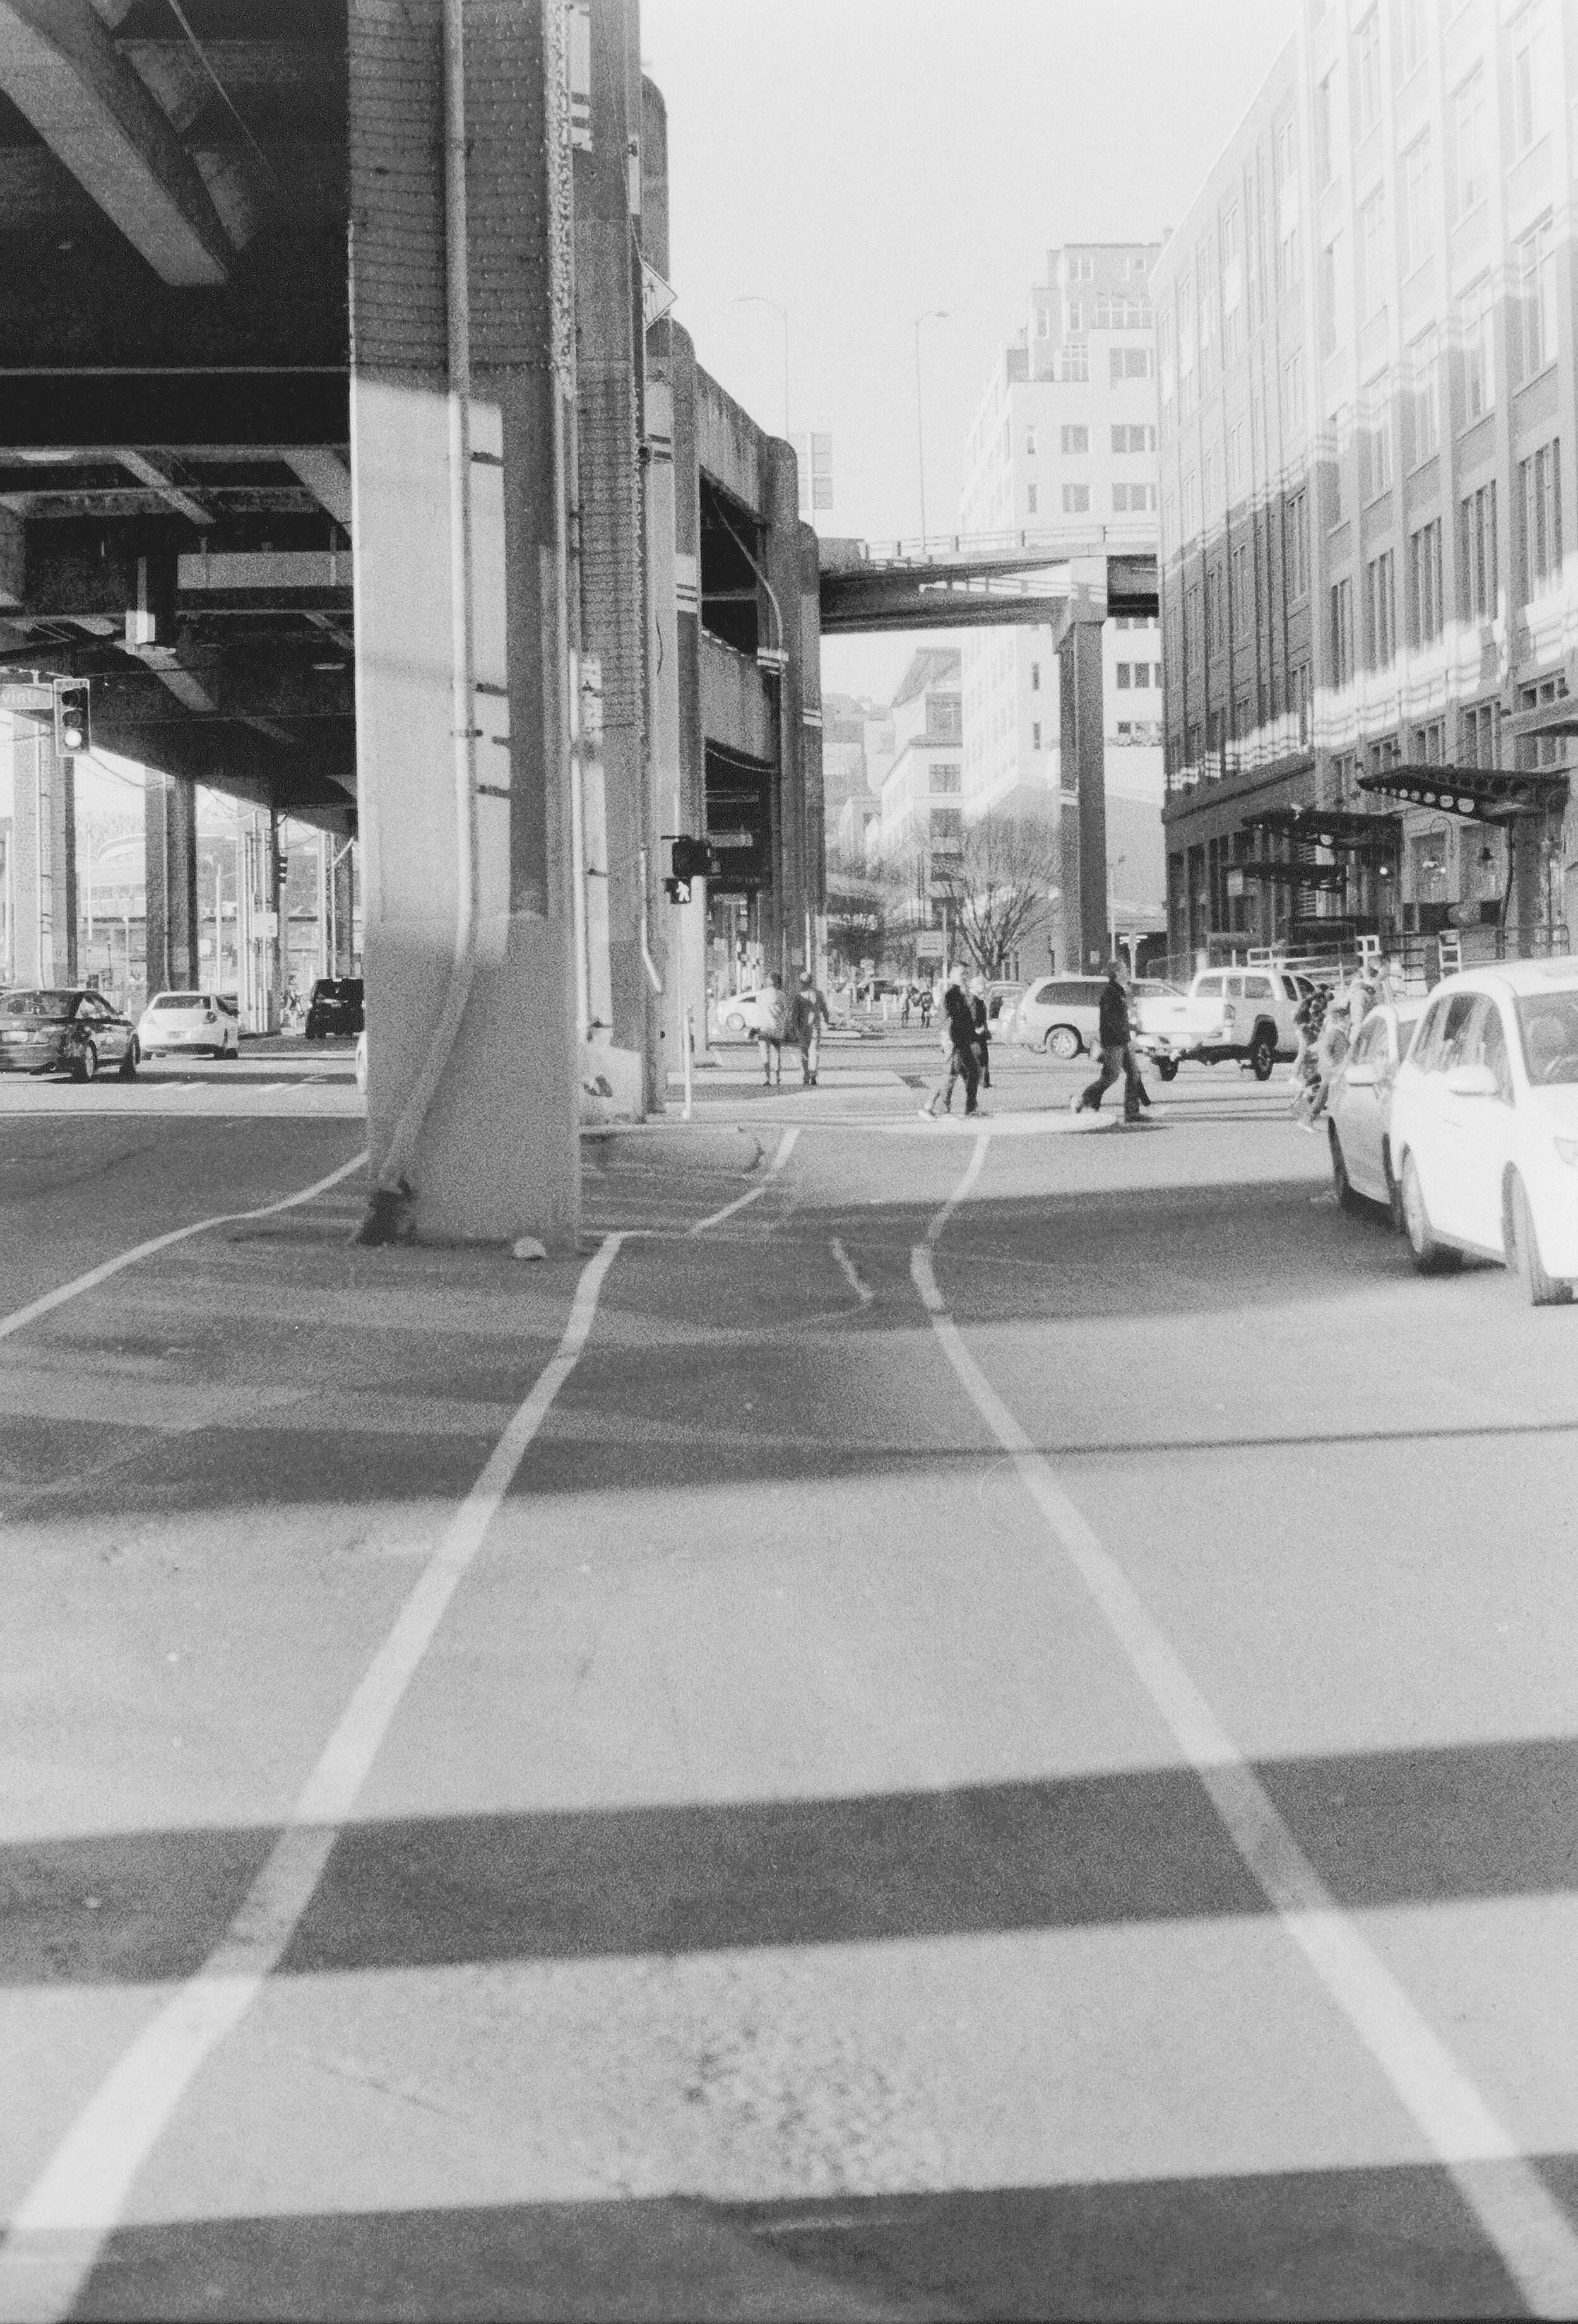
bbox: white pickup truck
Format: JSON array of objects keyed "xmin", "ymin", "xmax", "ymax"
[{"xmin": 1133, "ymin": 966, "xmax": 1315, "ymax": 1082}]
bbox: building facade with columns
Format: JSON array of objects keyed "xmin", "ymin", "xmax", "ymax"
[{"xmin": 1155, "ymin": 1, "xmax": 1578, "ymax": 970}]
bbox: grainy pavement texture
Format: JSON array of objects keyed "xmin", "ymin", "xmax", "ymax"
[{"xmin": 3, "ymin": 1031, "xmax": 1577, "ymax": 2320}]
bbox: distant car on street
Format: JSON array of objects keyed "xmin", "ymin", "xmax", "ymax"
[
  {"xmin": 1145, "ymin": 967, "xmax": 1310, "ymax": 1081},
  {"xmin": 1388, "ymin": 959, "xmax": 1578, "ymax": 1305},
  {"xmin": 304, "ymin": 976, "xmax": 365, "ymax": 1039},
  {"xmin": 713, "ymin": 988, "xmax": 766, "ymax": 1036},
  {"xmin": 0, "ymin": 987, "xmax": 138, "ymax": 1081},
  {"xmin": 1325, "ymin": 1000, "xmax": 1425, "ymax": 1224},
  {"xmin": 136, "ymin": 990, "xmax": 240, "ymax": 1060},
  {"xmin": 985, "ymin": 981, "xmax": 1024, "ymax": 1023}
]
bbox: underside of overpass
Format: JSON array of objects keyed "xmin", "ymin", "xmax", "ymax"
[{"xmin": 0, "ymin": 0, "xmax": 353, "ymax": 833}]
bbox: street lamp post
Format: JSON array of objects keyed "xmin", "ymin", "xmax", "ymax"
[
  {"xmin": 913, "ymin": 308, "xmax": 948, "ymax": 547},
  {"xmin": 1107, "ymin": 853, "xmax": 1127, "ymax": 965},
  {"xmin": 732, "ymin": 293, "xmax": 789, "ymax": 439}
]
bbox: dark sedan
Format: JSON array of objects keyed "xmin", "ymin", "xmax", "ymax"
[
  {"xmin": 304, "ymin": 976, "xmax": 365, "ymax": 1040},
  {"xmin": 0, "ymin": 988, "xmax": 138, "ymax": 1081}
]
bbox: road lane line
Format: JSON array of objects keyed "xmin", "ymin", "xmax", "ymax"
[
  {"xmin": 829, "ymin": 1236, "xmax": 874, "ymax": 1306},
  {"xmin": 0, "ymin": 1231, "xmax": 627, "ymax": 2324},
  {"xmin": 0, "ymin": 1151, "xmax": 368, "ymax": 1347},
  {"xmin": 687, "ymin": 1127, "xmax": 799, "ymax": 1236},
  {"xmin": 918, "ymin": 1126, "xmax": 989, "ymax": 1264},
  {"xmin": 908, "ymin": 1154, "xmax": 1578, "ymax": 2317}
]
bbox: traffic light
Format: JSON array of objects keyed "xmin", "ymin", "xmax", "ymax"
[
  {"xmin": 53, "ymin": 679, "xmax": 90, "ymax": 756},
  {"xmin": 669, "ymin": 835, "xmax": 714, "ymax": 883}
]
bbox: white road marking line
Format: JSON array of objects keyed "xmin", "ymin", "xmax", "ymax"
[
  {"xmin": 0, "ymin": 1152, "xmax": 368, "ymax": 1348},
  {"xmin": 829, "ymin": 1236, "xmax": 874, "ymax": 1305},
  {"xmin": 918, "ymin": 1127, "xmax": 989, "ymax": 1263},
  {"xmin": 688, "ymin": 1127, "xmax": 800, "ymax": 1236},
  {"xmin": 0, "ymin": 1232, "xmax": 627, "ymax": 2323},
  {"xmin": 908, "ymin": 1154, "xmax": 1578, "ymax": 2318}
]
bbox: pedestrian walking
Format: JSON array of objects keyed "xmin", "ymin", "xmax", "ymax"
[
  {"xmin": 919, "ymin": 969, "xmax": 982, "ymax": 1117},
  {"xmin": 792, "ymin": 969, "xmax": 831, "ymax": 1086},
  {"xmin": 969, "ymin": 973, "xmax": 993, "ymax": 1090},
  {"xmin": 899, "ymin": 985, "xmax": 912, "ymax": 1028},
  {"xmin": 917, "ymin": 985, "xmax": 933, "ymax": 1031},
  {"xmin": 756, "ymin": 971, "xmax": 788, "ymax": 1085},
  {"xmin": 1071, "ymin": 959, "xmax": 1148, "ymax": 1122}
]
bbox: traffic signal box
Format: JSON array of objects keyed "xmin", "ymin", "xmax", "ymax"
[
  {"xmin": 665, "ymin": 834, "xmax": 716, "ymax": 904},
  {"xmin": 52, "ymin": 679, "xmax": 91, "ymax": 756}
]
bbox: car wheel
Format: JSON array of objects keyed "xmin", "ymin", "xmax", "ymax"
[
  {"xmin": 1505, "ymin": 1171, "xmax": 1571, "ymax": 1307},
  {"xmin": 1249, "ymin": 1032, "xmax": 1276, "ymax": 1081},
  {"xmin": 1328, "ymin": 1124, "xmax": 1361, "ymax": 1214},
  {"xmin": 1401, "ymin": 1153, "xmax": 1460, "ymax": 1274},
  {"xmin": 1044, "ymin": 1025, "xmax": 1081, "ymax": 1060},
  {"xmin": 117, "ymin": 1038, "xmax": 138, "ymax": 1082},
  {"xmin": 1156, "ymin": 1058, "xmax": 1179, "ymax": 1082},
  {"xmin": 74, "ymin": 1040, "xmax": 98, "ymax": 1084}
]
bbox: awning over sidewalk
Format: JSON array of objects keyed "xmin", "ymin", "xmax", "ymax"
[{"xmin": 1356, "ymin": 763, "xmax": 1569, "ymax": 824}]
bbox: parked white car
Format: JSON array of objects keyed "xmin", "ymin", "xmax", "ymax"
[
  {"xmin": 1009, "ymin": 974, "xmax": 1178, "ymax": 1059},
  {"xmin": 136, "ymin": 990, "xmax": 240, "ymax": 1058},
  {"xmin": 1387, "ymin": 960, "xmax": 1578, "ymax": 1305},
  {"xmin": 713, "ymin": 988, "xmax": 766, "ymax": 1036},
  {"xmin": 1325, "ymin": 1000, "xmax": 1425, "ymax": 1223}
]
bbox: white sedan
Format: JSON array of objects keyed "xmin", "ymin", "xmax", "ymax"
[
  {"xmin": 1325, "ymin": 1000, "xmax": 1424, "ymax": 1224},
  {"xmin": 713, "ymin": 988, "xmax": 764, "ymax": 1036},
  {"xmin": 1388, "ymin": 959, "xmax": 1578, "ymax": 1305},
  {"xmin": 136, "ymin": 990, "xmax": 240, "ymax": 1058}
]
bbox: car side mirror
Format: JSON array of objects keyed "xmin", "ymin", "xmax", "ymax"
[
  {"xmin": 1445, "ymin": 1064, "xmax": 1498, "ymax": 1099},
  {"xmin": 1344, "ymin": 1062, "xmax": 1377, "ymax": 1088}
]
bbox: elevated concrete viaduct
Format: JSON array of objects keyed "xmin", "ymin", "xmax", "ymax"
[{"xmin": 0, "ymin": 0, "xmax": 822, "ymax": 1245}]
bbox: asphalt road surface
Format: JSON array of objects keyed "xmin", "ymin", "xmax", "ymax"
[{"xmin": 3, "ymin": 1032, "xmax": 1577, "ymax": 2320}]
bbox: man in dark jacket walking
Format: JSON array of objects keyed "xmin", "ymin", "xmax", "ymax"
[
  {"xmin": 920, "ymin": 971, "xmax": 982, "ymax": 1117},
  {"xmin": 1072, "ymin": 961, "xmax": 1147, "ymax": 1121}
]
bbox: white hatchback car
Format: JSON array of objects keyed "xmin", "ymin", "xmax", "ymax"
[
  {"xmin": 1388, "ymin": 961, "xmax": 1578, "ymax": 1305},
  {"xmin": 136, "ymin": 990, "xmax": 240, "ymax": 1058},
  {"xmin": 1326, "ymin": 1000, "xmax": 1424, "ymax": 1224}
]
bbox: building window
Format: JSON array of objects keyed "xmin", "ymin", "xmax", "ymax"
[
  {"xmin": 1363, "ymin": 396, "xmax": 1393, "ymax": 502},
  {"xmin": 1411, "ymin": 329, "xmax": 1439, "ymax": 465},
  {"xmin": 1110, "ymin": 424, "xmax": 1154, "ymax": 453},
  {"xmin": 930, "ymin": 807, "xmax": 963, "ymax": 841},
  {"xmin": 1286, "ymin": 489, "xmax": 1310, "ymax": 600},
  {"xmin": 1315, "ymin": 73, "xmax": 1336, "ymax": 187},
  {"xmin": 1036, "ymin": 308, "xmax": 1050, "ymax": 338},
  {"xmin": 1223, "ymin": 204, "xmax": 1243, "ymax": 359},
  {"xmin": 1453, "ymin": 69, "xmax": 1486, "ymax": 216},
  {"xmin": 1182, "ymin": 470, "xmax": 1200, "ymax": 540},
  {"xmin": 1280, "ymin": 347, "xmax": 1305, "ymax": 434},
  {"xmin": 1027, "ymin": 482, "xmax": 1038, "ymax": 514},
  {"xmin": 1462, "ymin": 700, "xmax": 1498, "ymax": 769},
  {"xmin": 1060, "ymin": 341, "xmax": 1089, "ymax": 382},
  {"xmin": 1401, "ymin": 135, "xmax": 1433, "ymax": 275},
  {"xmin": 1459, "ymin": 480, "xmax": 1497, "ymax": 622},
  {"xmin": 1112, "ymin": 483, "xmax": 1157, "ymax": 513},
  {"xmin": 930, "ymin": 764, "xmax": 963, "ymax": 793},
  {"xmin": 1062, "ymin": 483, "xmax": 1090, "ymax": 514},
  {"xmin": 1115, "ymin": 662, "xmax": 1132, "ymax": 690},
  {"xmin": 1230, "ymin": 539, "xmax": 1250, "ymax": 632},
  {"xmin": 1276, "ymin": 116, "xmax": 1301, "ymax": 295},
  {"xmin": 1512, "ymin": 4, "xmax": 1548, "ymax": 155},
  {"xmin": 1399, "ymin": 0, "xmax": 1426, "ymax": 76},
  {"xmin": 1132, "ymin": 661, "xmax": 1151, "ymax": 691},
  {"xmin": 1060, "ymin": 424, "xmax": 1088, "ymax": 454},
  {"xmin": 1518, "ymin": 215, "xmax": 1557, "ymax": 382},
  {"xmin": 1461, "ymin": 275, "xmax": 1494, "ymax": 422},
  {"xmin": 1030, "ymin": 723, "xmax": 1041, "ymax": 750},
  {"xmin": 1408, "ymin": 517, "xmax": 1444, "ymax": 644},
  {"xmin": 1319, "ymin": 236, "xmax": 1343, "ymax": 359},
  {"xmin": 1110, "ymin": 347, "xmax": 1153, "ymax": 383},
  {"xmin": 1356, "ymin": 11, "xmax": 1381, "ymax": 134},
  {"xmin": 1030, "ymin": 660, "xmax": 1041, "ymax": 692},
  {"xmin": 1331, "ymin": 576, "xmax": 1355, "ymax": 687},
  {"xmin": 1358, "ymin": 187, "xmax": 1387, "ymax": 320},
  {"xmin": 1227, "ymin": 416, "xmax": 1247, "ymax": 496},
  {"xmin": 1025, "ymin": 427, "xmax": 1038, "ymax": 456},
  {"xmin": 1365, "ymin": 547, "xmax": 1395, "ymax": 668},
  {"xmin": 1519, "ymin": 439, "xmax": 1562, "ymax": 600},
  {"xmin": 1292, "ymin": 662, "xmax": 1312, "ymax": 748}
]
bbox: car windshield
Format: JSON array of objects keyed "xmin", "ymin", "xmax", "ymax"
[
  {"xmin": 1514, "ymin": 993, "xmax": 1578, "ymax": 1087},
  {"xmin": 3, "ymin": 990, "xmax": 73, "ymax": 1020},
  {"xmin": 152, "ymin": 993, "xmax": 204, "ymax": 1011}
]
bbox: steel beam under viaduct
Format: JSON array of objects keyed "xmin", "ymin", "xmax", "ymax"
[{"xmin": 819, "ymin": 529, "xmax": 1160, "ymax": 975}]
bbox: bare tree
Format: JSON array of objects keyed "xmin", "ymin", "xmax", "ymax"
[{"xmin": 932, "ymin": 814, "xmax": 1061, "ymax": 978}]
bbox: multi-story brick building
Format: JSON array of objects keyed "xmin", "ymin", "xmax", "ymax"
[
  {"xmin": 959, "ymin": 243, "xmax": 1166, "ymax": 966},
  {"xmin": 1156, "ymin": 0, "xmax": 1577, "ymax": 971}
]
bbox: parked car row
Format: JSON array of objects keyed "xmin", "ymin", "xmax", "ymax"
[
  {"xmin": 0, "ymin": 981, "xmax": 369, "ymax": 1081},
  {"xmin": 1326, "ymin": 959, "xmax": 1578, "ymax": 1307}
]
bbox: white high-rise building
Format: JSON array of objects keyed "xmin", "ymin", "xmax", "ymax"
[{"xmin": 959, "ymin": 242, "xmax": 1169, "ymax": 964}]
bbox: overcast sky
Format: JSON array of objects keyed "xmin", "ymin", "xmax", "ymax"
[{"xmin": 641, "ymin": 0, "xmax": 1299, "ymax": 701}]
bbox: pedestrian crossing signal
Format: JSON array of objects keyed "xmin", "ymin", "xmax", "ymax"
[
  {"xmin": 53, "ymin": 679, "xmax": 90, "ymax": 756},
  {"xmin": 664, "ymin": 876, "xmax": 691, "ymax": 905}
]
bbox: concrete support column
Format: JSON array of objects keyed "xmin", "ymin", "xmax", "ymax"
[
  {"xmin": 798, "ymin": 522, "xmax": 826, "ymax": 976},
  {"xmin": 144, "ymin": 768, "xmax": 198, "ymax": 998},
  {"xmin": 576, "ymin": 0, "xmax": 655, "ymax": 1113},
  {"xmin": 1059, "ymin": 617, "xmax": 1108, "ymax": 969},
  {"xmin": 667, "ymin": 322, "xmax": 711, "ymax": 1062},
  {"xmin": 349, "ymin": 0, "xmax": 578, "ymax": 1245},
  {"xmin": 764, "ymin": 439, "xmax": 805, "ymax": 977},
  {"xmin": 329, "ymin": 839, "xmax": 356, "ymax": 975}
]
